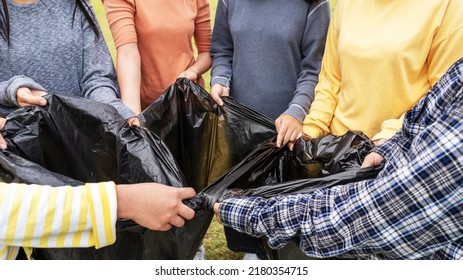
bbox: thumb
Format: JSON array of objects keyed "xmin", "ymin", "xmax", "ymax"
[{"xmin": 27, "ymin": 95, "xmax": 47, "ymax": 106}]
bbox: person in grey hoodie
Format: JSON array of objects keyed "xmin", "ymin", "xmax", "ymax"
[
  {"xmin": 210, "ymin": 0, "xmax": 330, "ymax": 150},
  {"xmin": 0, "ymin": 0, "xmax": 137, "ymax": 125},
  {"xmin": 209, "ymin": 0, "xmax": 330, "ymax": 259}
]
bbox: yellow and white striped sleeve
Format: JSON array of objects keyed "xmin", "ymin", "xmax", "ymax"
[{"xmin": 0, "ymin": 182, "xmax": 117, "ymax": 260}]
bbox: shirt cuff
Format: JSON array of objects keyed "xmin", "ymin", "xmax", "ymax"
[
  {"xmin": 85, "ymin": 182, "xmax": 117, "ymax": 249},
  {"xmin": 283, "ymin": 104, "xmax": 307, "ymax": 123},
  {"xmin": 302, "ymin": 123, "xmax": 325, "ymax": 139},
  {"xmin": 218, "ymin": 197, "xmax": 265, "ymax": 237},
  {"xmin": 1, "ymin": 76, "xmax": 46, "ymax": 107},
  {"xmin": 210, "ymin": 76, "xmax": 231, "ymax": 89},
  {"xmin": 371, "ymin": 128, "xmax": 397, "ymax": 141}
]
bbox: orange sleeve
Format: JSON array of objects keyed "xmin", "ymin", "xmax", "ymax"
[
  {"xmin": 194, "ymin": 0, "xmax": 212, "ymax": 53},
  {"xmin": 103, "ymin": 0, "xmax": 138, "ymax": 48}
]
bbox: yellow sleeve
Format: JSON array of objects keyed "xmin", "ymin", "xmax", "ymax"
[
  {"xmin": 302, "ymin": 5, "xmax": 341, "ymax": 139},
  {"xmin": 373, "ymin": 1, "xmax": 463, "ymax": 141},
  {"xmin": 372, "ymin": 113, "xmax": 405, "ymax": 141},
  {"xmin": 426, "ymin": 0, "xmax": 463, "ymax": 86},
  {"xmin": 0, "ymin": 181, "xmax": 117, "ymax": 259}
]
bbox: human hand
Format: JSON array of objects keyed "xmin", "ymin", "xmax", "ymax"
[
  {"xmin": 373, "ymin": 138, "xmax": 387, "ymax": 146},
  {"xmin": 116, "ymin": 183, "xmax": 196, "ymax": 231},
  {"xmin": 210, "ymin": 84, "xmax": 229, "ymax": 107},
  {"xmin": 275, "ymin": 114, "xmax": 302, "ymax": 151},
  {"xmin": 16, "ymin": 87, "xmax": 47, "ymax": 107},
  {"xmin": 213, "ymin": 203, "xmax": 222, "ymax": 224},
  {"xmin": 127, "ymin": 117, "xmax": 140, "ymax": 126},
  {"xmin": 178, "ymin": 70, "xmax": 198, "ymax": 81},
  {"xmin": 0, "ymin": 117, "xmax": 6, "ymax": 149},
  {"xmin": 361, "ymin": 152, "xmax": 384, "ymax": 168}
]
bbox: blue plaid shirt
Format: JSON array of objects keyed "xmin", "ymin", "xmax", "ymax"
[{"xmin": 218, "ymin": 58, "xmax": 463, "ymax": 259}]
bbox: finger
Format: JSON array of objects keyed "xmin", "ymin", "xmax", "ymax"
[
  {"xmin": 0, "ymin": 118, "xmax": 6, "ymax": 149},
  {"xmin": 274, "ymin": 118, "xmax": 281, "ymax": 132},
  {"xmin": 128, "ymin": 117, "xmax": 140, "ymax": 126},
  {"xmin": 30, "ymin": 90, "xmax": 47, "ymax": 97},
  {"xmin": 178, "ymin": 204, "xmax": 195, "ymax": 220},
  {"xmin": 276, "ymin": 124, "xmax": 288, "ymax": 148},
  {"xmin": 289, "ymin": 129, "xmax": 299, "ymax": 143},
  {"xmin": 0, "ymin": 117, "xmax": 6, "ymax": 129},
  {"xmin": 210, "ymin": 91, "xmax": 224, "ymax": 106},
  {"xmin": 178, "ymin": 187, "xmax": 196, "ymax": 200},
  {"xmin": 213, "ymin": 203, "xmax": 220, "ymax": 213},
  {"xmin": 288, "ymin": 141, "xmax": 294, "ymax": 151},
  {"xmin": 283, "ymin": 126, "xmax": 295, "ymax": 146},
  {"xmin": 360, "ymin": 156, "xmax": 373, "ymax": 168},
  {"xmin": 158, "ymin": 223, "xmax": 173, "ymax": 231},
  {"xmin": 169, "ymin": 216, "xmax": 186, "ymax": 228},
  {"xmin": 132, "ymin": 119, "xmax": 141, "ymax": 126},
  {"xmin": 215, "ymin": 214, "xmax": 222, "ymax": 224},
  {"xmin": 0, "ymin": 135, "xmax": 6, "ymax": 150},
  {"xmin": 221, "ymin": 88, "xmax": 230, "ymax": 97},
  {"xmin": 19, "ymin": 93, "xmax": 47, "ymax": 107}
]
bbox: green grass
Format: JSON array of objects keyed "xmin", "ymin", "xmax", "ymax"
[{"xmin": 91, "ymin": 0, "xmax": 337, "ymax": 260}]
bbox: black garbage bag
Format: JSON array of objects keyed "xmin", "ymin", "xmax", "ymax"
[
  {"xmin": 0, "ymin": 78, "xmax": 277, "ymax": 259},
  {"xmin": 187, "ymin": 130, "xmax": 380, "ymax": 260},
  {"xmin": 0, "ymin": 151, "xmax": 81, "ymax": 186},
  {"xmin": 189, "ymin": 131, "xmax": 379, "ymax": 210},
  {"xmin": 142, "ymin": 78, "xmax": 277, "ymax": 190},
  {"xmin": 1, "ymin": 94, "xmax": 209, "ymax": 259},
  {"xmin": 0, "ymin": 78, "xmax": 381, "ymax": 260}
]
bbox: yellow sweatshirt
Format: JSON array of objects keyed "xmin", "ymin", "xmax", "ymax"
[
  {"xmin": 303, "ymin": 0, "xmax": 463, "ymax": 140},
  {"xmin": 0, "ymin": 182, "xmax": 117, "ymax": 260}
]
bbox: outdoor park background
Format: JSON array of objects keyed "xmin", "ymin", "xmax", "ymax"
[{"xmin": 90, "ymin": 0, "xmax": 339, "ymax": 260}]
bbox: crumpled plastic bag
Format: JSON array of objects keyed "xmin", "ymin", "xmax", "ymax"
[
  {"xmin": 189, "ymin": 131, "xmax": 380, "ymax": 210},
  {"xmin": 1, "ymin": 93, "xmax": 206, "ymax": 259},
  {"xmin": 0, "ymin": 79, "xmax": 382, "ymax": 260}
]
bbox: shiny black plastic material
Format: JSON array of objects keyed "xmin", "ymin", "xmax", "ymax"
[
  {"xmin": 223, "ymin": 164, "xmax": 382, "ymax": 199},
  {"xmin": 1, "ymin": 94, "xmax": 209, "ymax": 259},
  {"xmin": 192, "ymin": 131, "xmax": 378, "ymax": 210},
  {"xmin": 142, "ymin": 78, "xmax": 277, "ymax": 191},
  {"xmin": 0, "ymin": 151, "xmax": 81, "ymax": 186},
  {"xmin": 289, "ymin": 130, "xmax": 376, "ymax": 178}
]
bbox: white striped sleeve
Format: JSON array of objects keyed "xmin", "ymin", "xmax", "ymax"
[{"xmin": 0, "ymin": 181, "xmax": 117, "ymax": 259}]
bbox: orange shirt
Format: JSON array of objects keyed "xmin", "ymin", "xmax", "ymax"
[{"xmin": 104, "ymin": 0, "xmax": 211, "ymax": 109}]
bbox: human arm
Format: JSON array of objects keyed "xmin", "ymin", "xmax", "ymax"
[
  {"xmin": 115, "ymin": 43, "xmax": 142, "ymax": 116},
  {"xmin": 216, "ymin": 112, "xmax": 463, "ymax": 259},
  {"xmin": 0, "ymin": 181, "xmax": 196, "ymax": 259},
  {"xmin": 178, "ymin": 0, "xmax": 212, "ymax": 86},
  {"xmin": 79, "ymin": 4, "xmax": 136, "ymax": 121},
  {"xmin": 209, "ymin": 0, "xmax": 232, "ymax": 106},
  {"xmin": 104, "ymin": 0, "xmax": 142, "ymax": 117},
  {"xmin": 276, "ymin": 0, "xmax": 331, "ymax": 149},
  {"xmin": 0, "ymin": 182, "xmax": 118, "ymax": 253},
  {"xmin": 178, "ymin": 52, "xmax": 212, "ymax": 86},
  {"xmin": 302, "ymin": 7, "xmax": 341, "ymax": 139}
]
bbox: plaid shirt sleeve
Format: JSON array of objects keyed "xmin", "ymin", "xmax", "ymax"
[{"xmin": 218, "ymin": 58, "xmax": 463, "ymax": 260}]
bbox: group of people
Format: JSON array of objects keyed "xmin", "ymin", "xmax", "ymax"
[{"xmin": 1, "ymin": 0, "xmax": 463, "ymax": 260}]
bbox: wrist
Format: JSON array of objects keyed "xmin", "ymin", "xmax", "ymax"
[{"xmin": 116, "ymin": 185, "xmax": 133, "ymax": 219}]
